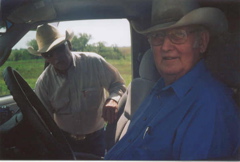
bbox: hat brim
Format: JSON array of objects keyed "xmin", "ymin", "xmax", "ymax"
[
  {"xmin": 28, "ymin": 29, "xmax": 74, "ymax": 56},
  {"xmin": 131, "ymin": 7, "xmax": 228, "ymax": 35}
]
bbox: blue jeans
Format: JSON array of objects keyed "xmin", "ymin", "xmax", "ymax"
[{"xmin": 63, "ymin": 128, "xmax": 106, "ymax": 157}]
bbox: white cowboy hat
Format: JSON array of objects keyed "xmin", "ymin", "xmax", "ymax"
[
  {"xmin": 131, "ymin": 0, "xmax": 228, "ymax": 35},
  {"xmin": 28, "ymin": 23, "xmax": 74, "ymax": 56}
]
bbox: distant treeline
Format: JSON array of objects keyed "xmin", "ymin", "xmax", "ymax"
[{"xmin": 9, "ymin": 33, "xmax": 127, "ymax": 61}]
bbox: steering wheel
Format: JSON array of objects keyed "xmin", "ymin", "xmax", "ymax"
[{"xmin": 3, "ymin": 66, "xmax": 76, "ymax": 160}]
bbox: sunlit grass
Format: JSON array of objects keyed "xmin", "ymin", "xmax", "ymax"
[
  {"xmin": 106, "ymin": 55, "xmax": 132, "ymax": 86},
  {"xmin": 0, "ymin": 56, "xmax": 132, "ymax": 96}
]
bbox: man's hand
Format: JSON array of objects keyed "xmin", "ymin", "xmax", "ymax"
[{"xmin": 102, "ymin": 99, "xmax": 118, "ymax": 124}]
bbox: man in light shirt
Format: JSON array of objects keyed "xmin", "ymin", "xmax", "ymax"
[{"xmin": 28, "ymin": 23, "xmax": 126, "ymax": 157}]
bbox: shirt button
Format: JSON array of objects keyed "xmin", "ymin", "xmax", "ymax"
[{"xmin": 128, "ymin": 139, "xmax": 132, "ymax": 143}]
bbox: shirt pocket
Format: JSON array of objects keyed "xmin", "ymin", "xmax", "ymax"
[
  {"xmin": 82, "ymin": 87, "xmax": 103, "ymax": 111},
  {"xmin": 51, "ymin": 96, "xmax": 71, "ymax": 114}
]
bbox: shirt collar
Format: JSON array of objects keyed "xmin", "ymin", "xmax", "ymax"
[
  {"xmin": 153, "ymin": 60, "xmax": 207, "ymax": 99},
  {"xmin": 71, "ymin": 52, "xmax": 77, "ymax": 67},
  {"xmin": 171, "ymin": 60, "xmax": 207, "ymax": 98}
]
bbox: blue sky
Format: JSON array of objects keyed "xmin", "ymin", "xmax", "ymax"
[{"xmin": 13, "ymin": 19, "xmax": 131, "ymax": 49}]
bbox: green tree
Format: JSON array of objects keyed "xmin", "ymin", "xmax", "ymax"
[
  {"xmin": 71, "ymin": 33, "xmax": 92, "ymax": 51},
  {"xmin": 9, "ymin": 49, "xmax": 40, "ymax": 61},
  {"xmin": 27, "ymin": 39, "xmax": 38, "ymax": 51},
  {"xmin": 112, "ymin": 44, "xmax": 125, "ymax": 59},
  {"xmin": 22, "ymin": 33, "xmax": 125, "ymax": 60}
]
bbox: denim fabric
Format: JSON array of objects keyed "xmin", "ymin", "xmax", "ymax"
[{"xmin": 64, "ymin": 128, "xmax": 106, "ymax": 157}]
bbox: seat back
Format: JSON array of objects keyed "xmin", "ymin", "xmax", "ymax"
[
  {"xmin": 105, "ymin": 49, "xmax": 161, "ymax": 151},
  {"xmin": 205, "ymin": 32, "xmax": 240, "ymax": 160},
  {"xmin": 205, "ymin": 33, "xmax": 240, "ymax": 107}
]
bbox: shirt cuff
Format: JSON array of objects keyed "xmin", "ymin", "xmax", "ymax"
[{"xmin": 108, "ymin": 93, "xmax": 122, "ymax": 103}]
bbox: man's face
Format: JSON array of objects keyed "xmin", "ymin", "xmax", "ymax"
[
  {"xmin": 41, "ymin": 42, "xmax": 72, "ymax": 72},
  {"xmin": 149, "ymin": 26, "xmax": 209, "ymax": 84}
]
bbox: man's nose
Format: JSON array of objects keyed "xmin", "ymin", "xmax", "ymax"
[
  {"xmin": 46, "ymin": 53, "xmax": 59, "ymax": 63},
  {"xmin": 161, "ymin": 36, "xmax": 174, "ymax": 52}
]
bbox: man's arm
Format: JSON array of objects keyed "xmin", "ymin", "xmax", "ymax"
[
  {"xmin": 98, "ymin": 58, "xmax": 126, "ymax": 123},
  {"xmin": 177, "ymin": 96, "xmax": 240, "ymax": 160}
]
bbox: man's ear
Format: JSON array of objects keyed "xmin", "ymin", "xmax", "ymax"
[{"xmin": 199, "ymin": 30, "xmax": 210, "ymax": 53}]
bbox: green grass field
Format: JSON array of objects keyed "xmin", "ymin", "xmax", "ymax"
[
  {"xmin": 0, "ymin": 56, "xmax": 132, "ymax": 96},
  {"xmin": 107, "ymin": 56, "xmax": 132, "ymax": 87}
]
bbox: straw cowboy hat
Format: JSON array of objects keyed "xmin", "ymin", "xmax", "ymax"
[
  {"xmin": 28, "ymin": 24, "xmax": 74, "ymax": 56},
  {"xmin": 131, "ymin": 0, "xmax": 228, "ymax": 35}
]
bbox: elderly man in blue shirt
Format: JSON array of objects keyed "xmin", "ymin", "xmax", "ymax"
[{"xmin": 105, "ymin": 0, "xmax": 240, "ymax": 160}]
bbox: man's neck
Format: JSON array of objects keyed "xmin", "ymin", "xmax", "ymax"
[
  {"xmin": 163, "ymin": 76, "xmax": 178, "ymax": 86},
  {"xmin": 163, "ymin": 72, "xmax": 184, "ymax": 86}
]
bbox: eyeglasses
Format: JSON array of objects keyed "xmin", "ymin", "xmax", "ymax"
[
  {"xmin": 41, "ymin": 42, "xmax": 68, "ymax": 59},
  {"xmin": 147, "ymin": 28, "xmax": 199, "ymax": 46}
]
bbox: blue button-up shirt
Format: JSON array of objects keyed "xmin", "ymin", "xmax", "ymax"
[{"xmin": 105, "ymin": 60, "xmax": 240, "ymax": 160}]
